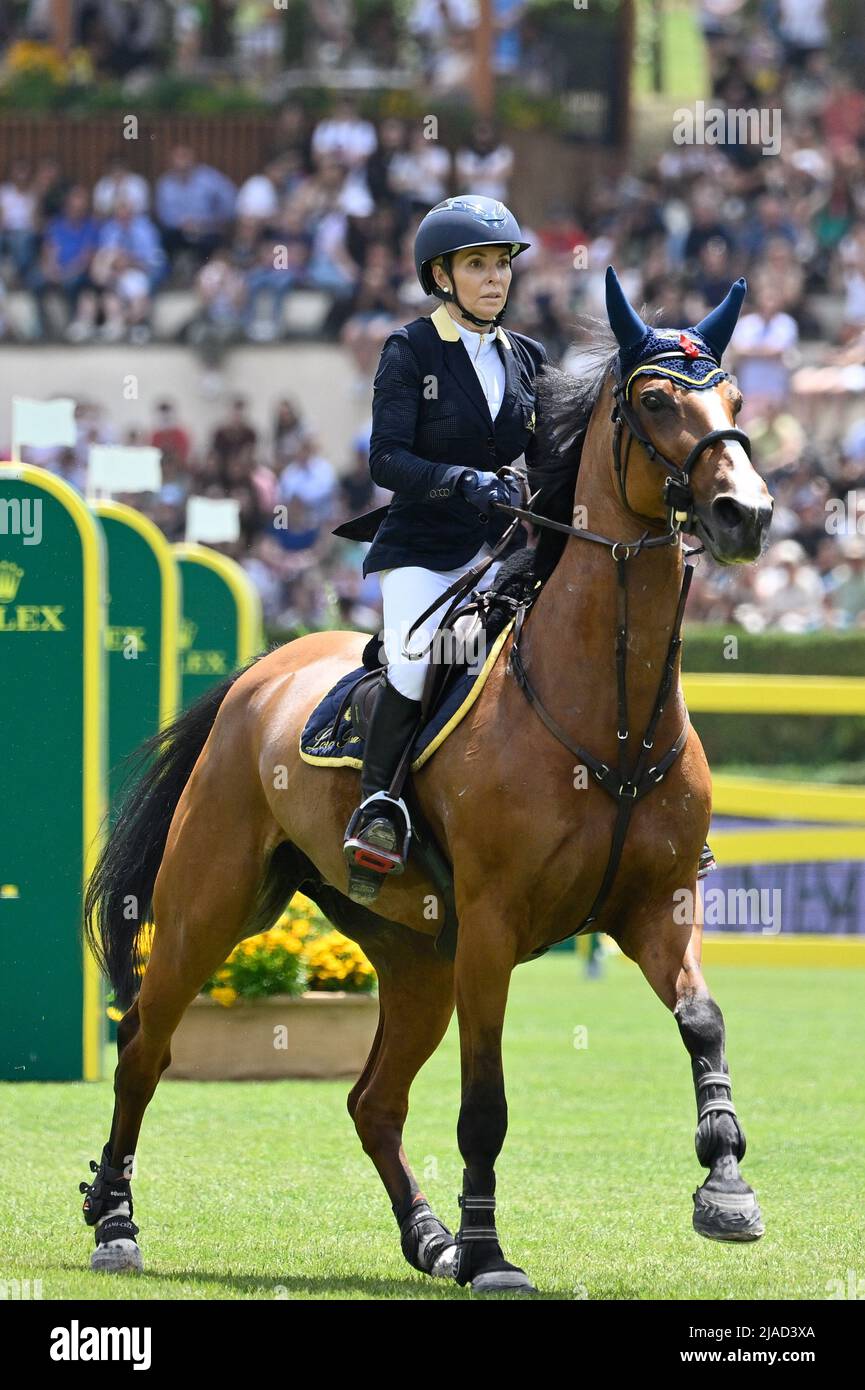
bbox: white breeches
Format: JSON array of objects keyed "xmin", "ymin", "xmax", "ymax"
[{"xmin": 379, "ymin": 545, "xmax": 501, "ymax": 700}]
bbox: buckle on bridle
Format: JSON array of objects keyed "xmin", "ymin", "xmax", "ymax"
[
  {"xmin": 662, "ymin": 475, "xmax": 693, "ymax": 531},
  {"xmin": 663, "ymin": 474, "xmax": 693, "ymax": 510}
]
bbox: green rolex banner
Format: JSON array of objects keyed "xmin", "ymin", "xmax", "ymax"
[
  {"xmin": 0, "ymin": 463, "xmax": 106, "ymax": 1081},
  {"xmin": 174, "ymin": 543, "xmax": 263, "ymax": 709},
  {"xmin": 92, "ymin": 501, "xmax": 180, "ymax": 814}
]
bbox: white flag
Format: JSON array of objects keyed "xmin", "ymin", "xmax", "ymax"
[
  {"xmin": 185, "ymin": 496, "xmax": 241, "ymax": 544},
  {"xmin": 12, "ymin": 397, "xmax": 77, "ymax": 454},
  {"xmin": 88, "ymin": 445, "xmax": 162, "ymax": 494}
]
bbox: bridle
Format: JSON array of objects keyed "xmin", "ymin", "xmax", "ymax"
[
  {"xmin": 502, "ymin": 363, "xmax": 753, "ymax": 952},
  {"xmin": 610, "ymin": 358, "xmax": 752, "ymax": 537}
]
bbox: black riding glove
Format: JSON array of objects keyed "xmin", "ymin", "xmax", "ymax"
[{"xmin": 458, "ymin": 470, "xmax": 512, "ymax": 520}]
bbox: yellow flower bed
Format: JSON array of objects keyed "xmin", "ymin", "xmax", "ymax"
[
  {"xmin": 107, "ymin": 893, "xmax": 376, "ymax": 1018},
  {"xmin": 302, "ymin": 929, "xmax": 377, "ymax": 993},
  {"xmin": 3, "ymin": 41, "xmax": 92, "ymax": 82}
]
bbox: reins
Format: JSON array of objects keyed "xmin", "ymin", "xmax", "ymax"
[
  {"xmin": 400, "ymin": 466, "xmax": 537, "ymax": 661},
  {"xmin": 503, "ymin": 369, "xmax": 750, "ymax": 949}
]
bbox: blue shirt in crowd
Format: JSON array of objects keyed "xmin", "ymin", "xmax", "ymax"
[
  {"xmin": 155, "ymin": 165, "xmax": 237, "ymax": 230},
  {"xmin": 46, "ymin": 216, "xmax": 101, "ymax": 269},
  {"xmin": 98, "ymin": 214, "xmax": 166, "ymax": 273}
]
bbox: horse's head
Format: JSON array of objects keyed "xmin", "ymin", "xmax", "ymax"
[{"xmin": 605, "ymin": 266, "xmax": 772, "ymax": 563}]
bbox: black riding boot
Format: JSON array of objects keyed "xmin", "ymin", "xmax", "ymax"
[{"xmin": 343, "ymin": 676, "xmax": 422, "ymax": 905}]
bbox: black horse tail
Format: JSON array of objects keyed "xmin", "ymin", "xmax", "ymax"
[{"xmin": 84, "ymin": 662, "xmax": 258, "ymax": 1011}]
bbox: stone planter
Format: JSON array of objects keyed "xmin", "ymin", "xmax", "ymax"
[{"xmin": 165, "ymin": 991, "xmax": 379, "ymax": 1081}]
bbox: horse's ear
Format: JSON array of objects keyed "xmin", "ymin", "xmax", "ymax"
[
  {"xmin": 693, "ymin": 278, "xmax": 747, "ymax": 359},
  {"xmin": 605, "ymin": 265, "xmax": 647, "ymax": 352}
]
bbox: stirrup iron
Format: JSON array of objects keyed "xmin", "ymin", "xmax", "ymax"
[{"xmin": 344, "ymin": 793, "xmax": 412, "ymax": 876}]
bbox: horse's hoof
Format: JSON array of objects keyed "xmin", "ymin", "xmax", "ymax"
[
  {"xmin": 430, "ymin": 1243, "xmax": 458, "ymax": 1279},
  {"xmin": 91, "ymin": 1239, "xmax": 143, "ymax": 1273},
  {"xmin": 692, "ymin": 1186, "xmax": 765, "ymax": 1242},
  {"xmin": 471, "ymin": 1268, "xmax": 537, "ymax": 1295}
]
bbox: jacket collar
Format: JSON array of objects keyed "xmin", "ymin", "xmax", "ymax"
[
  {"xmin": 431, "ymin": 302, "xmax": 512, "ymax": 350},
  {"xmin": 429, "ymin": 304, "xmax": 516, "ymax": 430}
]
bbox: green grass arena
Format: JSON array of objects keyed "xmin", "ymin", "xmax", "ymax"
[{"xmin": 2, "ymin": 953, "xmax": 862, "ymax": 1300}]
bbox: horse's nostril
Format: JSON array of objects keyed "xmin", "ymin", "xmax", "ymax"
[
  {"xmin": 712, "ymin": 495, "xmax": 750, "ymax": 533},
  {"xmin": 710, "ymin": 496, "xmax": 772, "ymax": 540}
]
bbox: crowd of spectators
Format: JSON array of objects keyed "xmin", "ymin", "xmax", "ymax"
[
  {"xmin": 0, "ymin": 100, "xmax": 518, "ymax": 349},
  {"xmin": 20, "ymin": 359, "xmax": 865, "ymax": 640},
  {"xmin": 18, "ymin": 390, "xmax": 391, "ymax": 632},
  {"xmin": 6, "ymin": 1, "xmax": 531, "ymax": 84},
  {"xmin": 6, "ymin": 0, "xmax": 865, "ymax": 633}
]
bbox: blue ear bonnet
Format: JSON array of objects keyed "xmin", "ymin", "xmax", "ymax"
[
  {"xmin": 619, "ymin": 326, "xmax": 728, "ymax": 398},
  {"xmin": 605, "ymin": 266, "xmax": 747, "ymax": 401}
]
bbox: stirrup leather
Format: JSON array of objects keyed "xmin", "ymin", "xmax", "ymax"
[{"xmin": 344, "ymin": 793, "xmax": 412, "ymax": 876}]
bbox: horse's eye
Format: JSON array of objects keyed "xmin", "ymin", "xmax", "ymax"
[{"xmin": 641, "ymin": 394, "xmax": 664, "ymax": 413}]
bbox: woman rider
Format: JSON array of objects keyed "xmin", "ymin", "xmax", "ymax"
[{"xmin": 339, "ymin": 194, "xmax": 549, "ymax": 904}]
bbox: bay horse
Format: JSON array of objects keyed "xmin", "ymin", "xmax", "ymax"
[{"xmin": 82, "ymin": 272, "xmax": 772, "ymax": 1293}]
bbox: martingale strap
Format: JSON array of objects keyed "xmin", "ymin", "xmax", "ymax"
[
  {"xmin": 507, "ymin": 550, "xmax": 697, "ymax": 949},
  {"xmin": 384, "ymin": 369, "xmax": 743, "ymax": 955},
  {"xmin": 488, "ymin": 365, "xmax": 747, "ymax": 951}
]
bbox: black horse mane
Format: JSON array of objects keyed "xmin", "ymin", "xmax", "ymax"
[{"xmin": 527, "ymin": 320, "xmax": 619, "ymax": 581}]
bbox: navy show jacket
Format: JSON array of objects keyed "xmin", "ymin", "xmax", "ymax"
[{"xmin": 335, "ymin": 302, "xmax": 548, "ymax": 575}]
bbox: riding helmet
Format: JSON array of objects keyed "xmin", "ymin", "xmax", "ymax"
[{"xmin": 414, "ymin": 194, "xmax": 531, "ymax": 300}]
